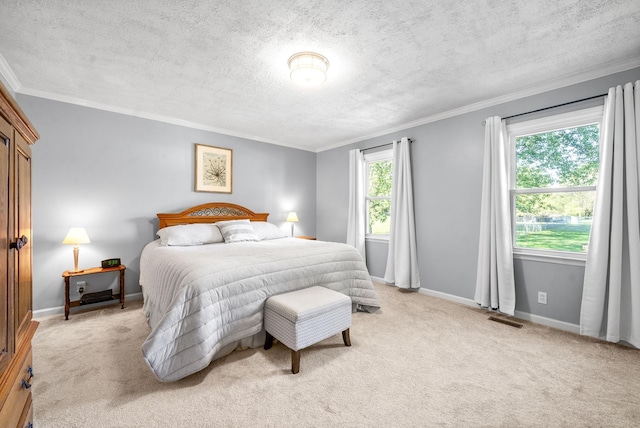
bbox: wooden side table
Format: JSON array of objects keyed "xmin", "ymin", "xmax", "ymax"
[
  {"xmin": 62, "ymin": 265, "xmax": 126, "ymax": 320},
  {"xmin": 296, "ymin": 236, "xmax": 317, "ymax": 240}
]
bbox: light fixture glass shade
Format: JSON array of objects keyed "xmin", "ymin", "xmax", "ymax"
[
  {"xmin": 288, "ymin": 52, "xmax": 329, "ymax": 86},
  {"xmin": 62, "ymin": 227, "xmax": 91, "ymax": 245}
]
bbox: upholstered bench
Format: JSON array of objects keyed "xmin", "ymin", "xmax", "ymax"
[{"xmin": 263, "ymin": 286, "xmax": 352, "ymax": 374}]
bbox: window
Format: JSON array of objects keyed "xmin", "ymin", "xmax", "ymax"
[
  {"xmin": 364, "ymin": 149, "xmax": 393, "ymax": 237},
  {"xmin": 508, "ymin": 106, "xmax": 603, "ymax": 257}
]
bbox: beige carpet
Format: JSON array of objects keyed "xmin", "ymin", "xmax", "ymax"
[{"xmin": 33, "ymin": 282, "xmax": 639, "ymax": 427}]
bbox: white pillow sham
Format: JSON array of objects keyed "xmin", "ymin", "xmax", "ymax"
[
  {"xmin": 216, "ymin": 219, "xmax": 260, "ymax": 243},
  {"xmin": 157, "ymin": 223, "xmax": 224, "ymax": 246},
  {"xmin": 251, "ymin": 221, "xmax": 287, "ymax": 240}
]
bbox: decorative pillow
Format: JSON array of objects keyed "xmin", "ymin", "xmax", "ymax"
[
  {"xmin": 216, "ymin": 219, "xmax": 260, "ymax": 243},
  {"xmin": 157, "ymin": 223, "xmax": 224, "ymax": 246},
  {"xmin": 251, "ymin": 222, "xmax": 287, "ymax": 240}
]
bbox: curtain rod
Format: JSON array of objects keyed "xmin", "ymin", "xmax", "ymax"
[
  {"xmin": 502, "ymin": 93, "xmax": 607, "ymax": 121},
  {"xmin": 360, "ymin": 138, "xmax": 413, "ymax": 152}
]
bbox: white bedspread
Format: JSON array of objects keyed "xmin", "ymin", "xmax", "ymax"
[{"xmin": 139, "ymin": 238, "xmax": 380, "ymax": 381}]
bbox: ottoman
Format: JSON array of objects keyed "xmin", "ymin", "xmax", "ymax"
[{"xmin": 263, "ymin": 286, "xmax": 352, "ymax": 374}]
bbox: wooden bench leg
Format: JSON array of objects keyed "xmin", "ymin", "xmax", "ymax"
[
  {"xmin": 342, "ymin": 328, "xmax": 351, "ymax": 347},
  {"xmin": 291, "ymin": 350, "xmax": 301, "ymax": 374},
  {"xmin": 264, "ymin": 332, "xmax": 274, "ymax": 350}
]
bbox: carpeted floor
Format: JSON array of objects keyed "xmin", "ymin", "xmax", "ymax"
[{"xmin": 32, "ymin": 281, "xmax": 640, "ymax": 427}]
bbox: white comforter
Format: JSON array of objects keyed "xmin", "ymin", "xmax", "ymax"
[{"xmin": 139, "ymin": 238, "xmax": 380, "ymax": 381}]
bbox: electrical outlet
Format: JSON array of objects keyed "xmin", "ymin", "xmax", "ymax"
[
  {"xmin": 538, "ymin": 291, "xmax": 547, "ymax": 305},
  {"xmin": 77, "ymin": 281, "xmax": 86, "ymax": 294}
]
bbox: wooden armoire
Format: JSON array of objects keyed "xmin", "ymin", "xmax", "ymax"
[{"xmin": 0, "ymin": 80, "xmax": 39, "ymax": 427}]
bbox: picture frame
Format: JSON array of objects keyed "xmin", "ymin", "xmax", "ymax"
[{"xmin": 194, "ymin": 144, "xmax": 233, "ymax": 193}]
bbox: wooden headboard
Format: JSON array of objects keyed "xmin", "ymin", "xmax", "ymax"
[{"xmin": 157, "ymin": 202, "xmax": 269, "ymax": 229}]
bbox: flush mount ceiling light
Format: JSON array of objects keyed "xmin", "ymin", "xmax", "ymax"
[{"xmin": 288, "ymin": 52, "xmax": 329, "ymax": 87}]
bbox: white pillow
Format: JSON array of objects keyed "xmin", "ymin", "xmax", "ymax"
[
  {"xmin": 216, "ymin": 219, "xmax": 260, "ymax": 243},
  {"xmin": 251, "ymin": 222, "xmax": 287, "ymax": 240},
  {"xmin": 157, "ymin": 223, "xmax": 224, "ymax": 246}
]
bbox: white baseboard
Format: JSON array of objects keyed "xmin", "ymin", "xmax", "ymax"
[
  {"xmin": 513, "ymin": 310, "xmax": 580, "ymax": 334},
  {"xmin": 33, "ymin": 292, "xmax": 143, "ymax": 320},
  {"xmin": 371, "ymin": 276, "xmax": 580, "ymax": 335},
  {"xmin": 416, "ymin": 287, "xmax": 477, "ymax": 307}
]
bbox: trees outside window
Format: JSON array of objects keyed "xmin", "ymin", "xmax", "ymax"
[
  {"xmin": 365, "ymin": 150, "xmax": 392, "ymax": 236},
  {"xmin": 508, "ymin": 106, "xmax": 602, "ymax": 254}
]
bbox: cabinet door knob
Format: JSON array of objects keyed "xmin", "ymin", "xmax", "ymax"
[
  {"xmin": 21, "ymin": 379, "xmax": 32, "ymax": 389},
  {"xmin": 27, "ymin": 365, "xmax": 34, "ymax": 379},
  {"xmin": 10, "ymin": 235, "xmax": 28, "ymax": 251}
]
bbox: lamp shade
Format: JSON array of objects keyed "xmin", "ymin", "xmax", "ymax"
[
  {"xmin": 62, "ymin": 227, "xmax": 91, "ymax": 245},
  {"xmin": 288, "ymin": 52, "xmax": 329, "ymax": 87},
  {"xmin": 286, "ymin": 212, "xmax": 299, "ymax": 222}
]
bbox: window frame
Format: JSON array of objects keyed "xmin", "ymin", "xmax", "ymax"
[
  {"xmin": 364, "ymin": 149, "xmax": 393, "ymax": 241},
  {"xmin": 507, "ymin": 106, "xmax": 603, "ymax": 264}
]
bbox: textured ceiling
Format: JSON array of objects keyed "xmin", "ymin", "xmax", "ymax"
[{"xmin": 0, "ymin": 1, "xmax": 639, "ymax": 151}]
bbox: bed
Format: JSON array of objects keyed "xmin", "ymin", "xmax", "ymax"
[{"xmin": 139, "ymin": 202, "xmax": 380, "ymax": 381}]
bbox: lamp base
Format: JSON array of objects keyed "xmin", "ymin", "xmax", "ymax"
[{"xmin": 73, "ymin": 246, "xmax": 80, "ymax": 272}]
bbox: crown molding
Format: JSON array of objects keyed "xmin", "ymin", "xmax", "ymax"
[
  {"xmin": 16, "ymin": 86, "xmax": 315, "ymax": 152},
  {"xmin": 0, "ymin": 52, "xmax": 22, "ymax": 93},
  {"xmin": 4, "ymin": 53, "xmax": 638, "ymax": 154},
  {"xmin": 317, "ymin": 56, "xmax": 640, "ymax": 152}
]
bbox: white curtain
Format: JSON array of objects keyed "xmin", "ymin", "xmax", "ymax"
[
  {"xmin": 347, "ymin": 149, "xmax": 366, "ymax": 259},
  {"xmin": 580, "ymin": 81, "xmax": 640, "ymax": 348},
  {"xmin": 384, "ymin": 137, "xmax": 420, "ymax": 289},
  {"xmin": 474, "ymin": 117, "xmax": 516, "ymax": 315}
]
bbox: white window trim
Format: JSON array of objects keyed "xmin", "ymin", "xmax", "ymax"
[
  {"xmin": 364, "ymin": 149, "xmax": 392, "ymax": 240},
  {"xmin": 507, "ymin": 105, "xmax": 603, "ymax": 264},
  {"xmin": 507, "ymin": 106, "xmax": 603, "ymax": 137},
  {"xmin": 364, "ymin": 149, "xmax": 393, "ymax": 162},
  {"xmin": 514, "ymin": 251, "xmax": 586, "ymax": 267},
  {"xmin": 366, "ymin": 236, "xmax": 390, "ymax": 243}
]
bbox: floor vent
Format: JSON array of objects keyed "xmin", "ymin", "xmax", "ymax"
[{"xmin": 488, "ymin": 316, "xmax": 523, "ymax": 329}]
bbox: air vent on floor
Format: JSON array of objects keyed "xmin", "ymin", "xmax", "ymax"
[{"xmin": 488, "ymin": 316, "xmax": 523, "ymax": 328}]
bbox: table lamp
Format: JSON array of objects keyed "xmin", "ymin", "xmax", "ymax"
[
  {"xmin": 63, "ymin": 227, "xmax": 91, "ymax": 272},
  {"xmin": 287, "ymin": 212, "xmax": 299, "ymax": 237}
]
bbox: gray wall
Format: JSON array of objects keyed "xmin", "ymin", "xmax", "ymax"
[
  {"xmin": 317, "ymin": 67, "xmax": 640, "ymax": 326},
  {"xmin": 18, "ymin": 96, "xmax": 316, "ymax": 312},
  {"xmin": 13, "ymin": 65, "xmax": 639, "ymax": 323}
]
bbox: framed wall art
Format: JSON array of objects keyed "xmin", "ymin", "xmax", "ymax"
[{"xmin": 194, "ymin": 143, "xmax": 233, "ymax": 193}]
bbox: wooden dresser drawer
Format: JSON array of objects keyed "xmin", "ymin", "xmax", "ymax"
[
  {"xmin": 18, "ymin": 393, "xmax": 33, "ymax": 428},
  {"xmin": 0, "ymin": 347, "xmax": 33, "ymax": 428}
]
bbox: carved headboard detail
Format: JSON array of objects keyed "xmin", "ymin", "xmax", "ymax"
[{"xmin": 157, "ymin": 202, "xmax": 269, "ymax": 229}]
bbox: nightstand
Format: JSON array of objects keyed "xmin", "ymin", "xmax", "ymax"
[
  {"xmin": 62, "ymin": 265, "xmax": 126, "ymax": 320},
  {"xmin": 296, "ymin": 236, "xmax": 317, "ymax": 240}
]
